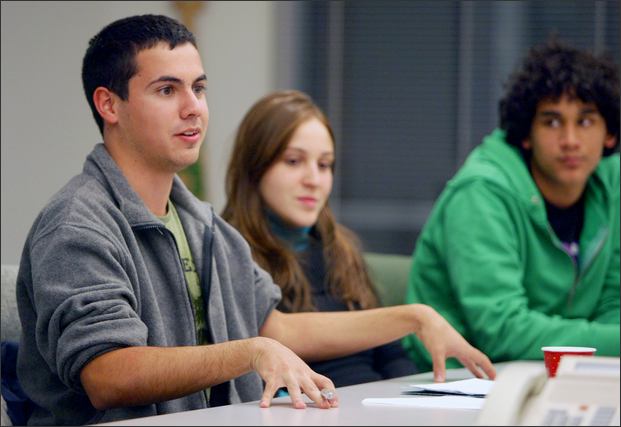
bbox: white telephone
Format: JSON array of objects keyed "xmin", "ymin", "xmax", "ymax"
[{"xmin": 477, "ymin": 356, "xmax": 620, "ymax": 426}]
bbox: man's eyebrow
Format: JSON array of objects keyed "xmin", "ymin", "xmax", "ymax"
[
  {"xmin": 579, "ymin": 106, "xmax": 598, "ymax": 115},
  {"xmin": 537, "ymin": 110, "xmax": 561, "ymax": 117},
  {"xmin": 537, "ymin": 106, "xmax": 599, "ymax": 117},
  {"xmin": 147, "ymin": 74, "xmax": 207, "ymax": 87},
  {"xmin": 147, "ymin": 76, "xmax": 182, "ymax": 87}
]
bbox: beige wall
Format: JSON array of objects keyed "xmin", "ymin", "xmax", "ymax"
[{"xmin": 0, "ymin": 1, "xmax": 277, "ymax": 264}]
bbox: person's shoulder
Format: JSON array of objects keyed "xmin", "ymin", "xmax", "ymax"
[
  {"xmin": 590, "ymin": 153, "xmax": 620, "ymax": 208},
  {"xmin": 427, "ymin": 130, "xmax": 537, "ymax": 216},
  {"xmin": 448, "ymin": 131, "xmax": 521, "ymax": 195},
  {"xmin": 595, "ymin": 153, "xmax": 620, "ymax": 188},
  {"xmin": 30, "ymin": 171, "xmax": 119, "ymax": 243},
  {"xmin": 209, "ymin": 213, "xmax": 273, "ymax": 282},
  {"xmin": 211, "ymin": 213, "xmax": 254, "ymax": 253}
]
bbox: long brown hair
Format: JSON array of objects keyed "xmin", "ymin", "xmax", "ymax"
[{"xmin": 222, "ymin": 90, "xmax": 379, "ymax": 312}]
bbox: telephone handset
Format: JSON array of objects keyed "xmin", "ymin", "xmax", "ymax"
[{"xmin": 477, "ymin": 356, "xmax": 620, "ymax": 426}]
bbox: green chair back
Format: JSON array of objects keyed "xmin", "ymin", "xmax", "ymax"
[{"xmin": 363, "ymin": 252, "xmax": 412, "ymax": 307}]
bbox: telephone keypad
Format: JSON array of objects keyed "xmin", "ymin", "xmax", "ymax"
[{"xmin": 541, "ymin": 405, "xmax": 617, "ymax": 426}]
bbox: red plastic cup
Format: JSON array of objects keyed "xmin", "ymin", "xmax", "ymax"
[{"xmin": 541, "ymin": 346, "xmax": 597, "ymax": 378}]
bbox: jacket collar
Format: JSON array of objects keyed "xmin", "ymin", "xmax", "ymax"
[
  {"xmin": 456, "ymin": 129, "xmax": 615, "ymax": 228},
  {"xmin": 83, "ymin": 143, "xmax": 213, "ymax": 228}
]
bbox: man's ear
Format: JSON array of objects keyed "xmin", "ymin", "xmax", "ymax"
[
  {"xmin": 521, "ymin": 138, "xmax": 531, "ymax": 150},
  {"xmin": 603, "ymin": 134, "xmax": 617, "ymax": 150},
  {"xmin": 93, "ymin": 87, "xmax": 120, "ymax": 126}
]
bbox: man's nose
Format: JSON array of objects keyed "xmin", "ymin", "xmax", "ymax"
[
  {"xmin": 180, "ymin": 89, "xmax": 204, "ymax": 118},
  {"xmin": 560, "ymin": 123, "xmax": 580, "ymax": 149}
]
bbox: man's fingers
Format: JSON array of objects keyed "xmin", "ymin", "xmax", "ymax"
[
  {"xmin": 254, "ymin": 338, "xmax": 338, "ymax": 410},
  {"xmin": 260, "ymin": 381, "xmax": 279, "ymax": 408},
  {"xmin": 285, "ymin": 380, "xmax": 307, "ymax": 409},
  {"xmin": 300, "ymin": 381, "xmax": 328, "ymax": 409},
  {"xmin": 315, "ymin": 375, "xmax": 339, "ymax": 408},
  {"xmin": 321, "ymin": 387, "xmax": 339, "ymax": 408},
  {"xmin": 301, "ymin": 375, "xmax": 337, "ymax": 409}
]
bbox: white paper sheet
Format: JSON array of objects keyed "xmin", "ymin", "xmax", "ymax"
[
  {"xmin": 404, "ymin": 378, "xmax": 494, "ymax": 396},
  {"xmin": 362, "ymin": 396, "xmax": 485, "ymax": 410}
]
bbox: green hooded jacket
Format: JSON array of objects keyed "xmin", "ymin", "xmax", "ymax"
[{"xmin": 403, "ymin": 129, "xmax": 620, "ymax": 371}]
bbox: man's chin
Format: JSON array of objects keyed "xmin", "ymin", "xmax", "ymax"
[
  {"xmin": 170, "ymin": 160, "xmax": 200, "ymax": 178},
  {"xmin": 178, "ymin": 150, "xmax": 201, "ymax": 166}
]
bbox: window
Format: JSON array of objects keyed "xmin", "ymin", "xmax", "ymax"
[{"xmin": 277, "ymin": 0, "xmax": 620, "ymax": 255}]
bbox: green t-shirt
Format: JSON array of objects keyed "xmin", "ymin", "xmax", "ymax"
[
  {"xmin": 159, "ymin": 200, "xmax": 210, "ymax": 401},
  {"xmin": 159, "ymin": 201, "xmax": 208, "ymax": 345}
]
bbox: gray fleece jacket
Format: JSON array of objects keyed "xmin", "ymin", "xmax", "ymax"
[{"xmin": 16, "ymin": 143, "xmax": 281, "ymax": 425}]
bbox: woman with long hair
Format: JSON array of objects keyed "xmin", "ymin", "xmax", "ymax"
[{"xmin": 222, "ymin": 90, "xmax": 493, "ymax": 386}]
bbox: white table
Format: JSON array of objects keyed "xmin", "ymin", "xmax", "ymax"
[{"xmin": 97, "ymin": 367, "xmax": 492, "ymax": 426}]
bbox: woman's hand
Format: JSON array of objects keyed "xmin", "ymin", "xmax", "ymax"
[{"xmin": 414, "ymin": 304, "xmax": 496, "ymax": 382}]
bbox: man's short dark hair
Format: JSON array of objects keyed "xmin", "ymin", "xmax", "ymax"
[
  {"xmin": 82, "ymin": 14, "xmax": 196, "ymax": 135},
  {"xmin": 499, "ymin": 39, "xmax": 620, "ymax": 156}
]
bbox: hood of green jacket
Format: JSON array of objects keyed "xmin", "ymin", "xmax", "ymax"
[{"xmin": 448, "ymin": 128, "xmax": 619, "ymax": 231}]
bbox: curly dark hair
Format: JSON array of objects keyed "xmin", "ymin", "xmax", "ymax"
[{"xmin": 499, "ymin": 39, "xmax": 620, "ymax": 156}]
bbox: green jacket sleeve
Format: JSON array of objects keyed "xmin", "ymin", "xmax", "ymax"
[
  {"xmin": 442, "ymin": 182, "xmax": 619, "ymax": 361},
  {"xmin": 592, "ymin": 193, "xmax": 620, "ymax": 324}
]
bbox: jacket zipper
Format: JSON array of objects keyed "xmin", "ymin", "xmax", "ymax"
[
  {"xmin": 545, "ymin": 222, "xmax": 608, "ymax": 311},
  {"xmin": 135, "ymin": 223, "xmax": 200, "ymax": 346},
  {"xmin": 136, "ymin": 222, "xmax": 210, "ymax": 406}
]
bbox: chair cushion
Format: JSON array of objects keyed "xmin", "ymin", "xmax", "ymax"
[
  {"xmin": 1, "ymin": 341, "xmax": 35, "ymax": 425},
  {"xmin": 1, "ymin": 265, "xmax": 20, "ymax": 342},
  {"xmin": 364, "ymin": 252, "xmax": 412, "ymax": 307}
]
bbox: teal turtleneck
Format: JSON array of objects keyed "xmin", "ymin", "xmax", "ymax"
[{"xmin": 265, "ymin": 209, "xmax": 312, "ymax": 252}]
